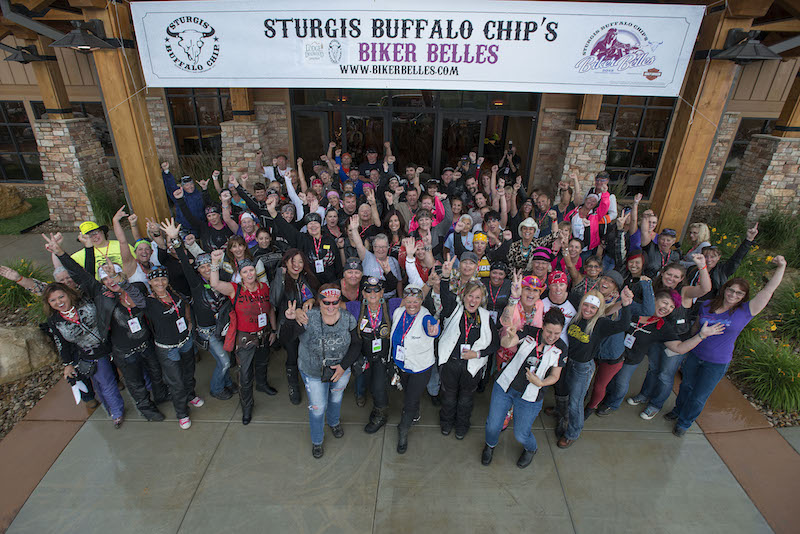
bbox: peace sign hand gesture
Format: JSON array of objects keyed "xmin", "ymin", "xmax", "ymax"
[
  {"xmin": 441, "ymin": 253, "xmax": 456, "ymax": 278},
  {"xmin": 510, "ymin": 269, "xmax": 523, "ymax": 299}
]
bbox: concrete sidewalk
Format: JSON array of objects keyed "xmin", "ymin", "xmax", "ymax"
[
  {"xmin": 1, "ymin": 354, "xmax": 776, "ymax": 534},
  {"xmin": 0, "ymin": 233, "xmax": 79, "ymax": 271}
]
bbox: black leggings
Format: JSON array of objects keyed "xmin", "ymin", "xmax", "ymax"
[
  {"xmin": 399, "ymin": 367, "xmax": 433, "ymax": 431},
  {"xmin": 283, "ymin": 337, "xmax": 299, "ymax": 369},
  {"xmin": 365, "ymin": 357, "xmax": 389, "ymax": 409}
]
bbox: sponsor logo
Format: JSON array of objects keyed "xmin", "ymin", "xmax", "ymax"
[
  {"xmin": 304, "ymin": 41, "xmax": 324, "ymax": 62},
  {"xmin": 165, "ymin": 17, "xmax": 219, "ymax": 72},
  {"xmin": 575, "ymin": 22, "xmax": 662, "ymax": 75},
  {"xmin": 329, "ymin": 39, "xmax": 342, "ymax": 63},
  {"xmin": 644, "ymin": 68, "xmax": 662, "ymax": 80}
]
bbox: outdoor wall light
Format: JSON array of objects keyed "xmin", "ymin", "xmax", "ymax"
[
  {"xmin": 2, "ymin": 44, "xmax": 54, "ymax": 64},
  {"xmin": 50, "ymin": 19, "xmax": 118, "ymax": 52},
  {"xmin": 712, "ymin": 29, "xmax": 781, "ymax": 64}
]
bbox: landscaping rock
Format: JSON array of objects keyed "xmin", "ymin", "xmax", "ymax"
[
  {"xmin": 0, "ymin": 326, "xmax": 58, "ymax": 384},
  {"xmin": 0, "ymin": 184, "xmax": 31, "ymax": 220}
]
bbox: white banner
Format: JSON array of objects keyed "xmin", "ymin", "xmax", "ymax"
[{"xmin": 131, "ymin": 0, "xmax": 704, "ymax": 96}]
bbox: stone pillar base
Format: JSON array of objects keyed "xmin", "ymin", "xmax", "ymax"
[
  {"xmin": 720, "ymin": 134, "xmax": 800, "ymax": 222},
  {"xmin": 220, "ymin": 119, "xmax": 270, "ymax": 178},
  {"xmin": 34, "ymin": 117, "xmax": 114, "ymax": 225},
  {"xmin": 558, "ymin": 129, "xmax": 610, "ymax": 194}
]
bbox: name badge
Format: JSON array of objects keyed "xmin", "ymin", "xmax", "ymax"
[
  {"xmin": 360, "ymin": 318, "xmax": 369, "ymax": 330},
  {"xmin": 395, "ymin": 345, "xmax": 406, "ymax": 362},
  {"xmin": 624, "ymin": 333, "xmax": 636, "ymax": 349},
  {"xmin": 372, "ymin": 339, "xmax": 382, "ymax": 353},
  {"xmin": 258, "ymin": 313, "xmax": 267, "ymax": 328},
  {"xmin": 460, "ymin": 344, "xmax": 471, "ymax": 358},
  {"xmin": 315, "ymin": 259, "xmax": 324, "ymax": 273},
  {"xmin": 676, "ymin": 319, "xmax": 685, "ymax": 325},
  {"xmin": 127, "ymin": 318, "xmax": 141, "ymax": 333},
  {"xmin": 323, "ymin": 244, "xmax": 330, "ymax": 250},
  {"xmin": 176, "ymin": 317, "xmax": 188, "ymax": 333}
]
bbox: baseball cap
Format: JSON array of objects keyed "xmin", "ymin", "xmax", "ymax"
[
  {"xmin": 79, "ymin": 221, "xmax": 107, "ymax": 235},
  {"xmin": 603, "ymin": 270, "xmax": 624, "ymax": 290},
  {"xmin": 460, "ymin": 251, "xmax": 479, "ymax": 265},
  {"xmin": 98, "ymin": 263, "xmax": 123, "ymax": 280},
  {"xmin": 180, "ymin": 175, "xmax": 193, "ymax": 184}
]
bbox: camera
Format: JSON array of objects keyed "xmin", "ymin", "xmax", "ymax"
[{"xmin": 506, "ymin": 140, "xmax": 513, "ymax": 156}]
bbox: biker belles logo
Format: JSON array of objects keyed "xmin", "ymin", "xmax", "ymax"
[
  {"xmin": 575, "ymin": 22, "xmax": 661, "ymax": 75},
  {"xmin": 164, "ymin": 17, "xmax": 220, "ymax": 72}
]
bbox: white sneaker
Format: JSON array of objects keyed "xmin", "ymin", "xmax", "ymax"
[
  {"xmin": 627, "ymin": 395, "xmax": 647, "ymax": 406},
  {"xmin": 189, "ymin": 396, "xmax": 205, "ymax": 407},
  {"xmin": 179, "ymin": 417, "xmax": 192, "ymax": 430},
  {"xmin": 639, "ymin": 406, "xmax": 660, "ymax": 420}
]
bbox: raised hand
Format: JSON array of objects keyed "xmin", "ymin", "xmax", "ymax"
[
  {"xmin": 426, "ymin": 320, "xmax": 440, "ymax": 337},
  {"xmin": 159, "ymin": 218, "xmax": 181, "ymax": 240},
  {"xmin": 441, "ymin": 253, "xmax": 456, "ymax": 278},
  {"xmin": 42, "ymin": 232, "xmax": 65, "ymax": 255},
  {"xmin": 384, "ymin": 141, "xmax": 391, "ymax": 149},
  {"xmin": 285, "ymin": 300, "xmax": 297, "ymax": 320},
  {"xmin": 502, "ymin": 229, "xmax": 513, "ymax": 241},
  {"xmin": 228, "ymin": 176, "xmax": 239, "ymax": 189},
  {"xmin": 212, "ymin": 170, "xmax": 221, "ymax": 180},
  {"xmin": 240, "ymin": 173, "xmax": 249, "ymax": 185},
  {"xmin": 172, "ymin": 188, "xmax": 184, "ymax": 200},
  {"xmin": 0, "ymin": 265, "xmax": 22, "ymax": 282},
  {"xmin": 634, "ymin": 193, "xmax": 643, "ymax": 204},
  {"xmin": 77, "ymin": 232, "xmax": 92, "ymax": 248},
  {"xmin": 198, "ymin": 179, "xmax": 210, "ymax": 190},
  {"xmin": 746, "ymin": 222, "xmax": 759, "ymax": 241},
  {"xmin": 220, "ymin": 189, "xmax": 232, "ymax": 202},
  {"xmin": 616, "ymin": 210, "xmax": 630, "ymax": 230},
  {"xmin": 773, "ymin": 255, "xmax": 787, "ymax": 267},
  {"xmin": 210, "ymin": 249, "xmax": 225, "ymax": 265},
  {"xmin": 365, "ymin": 188, "xmax": 376, "ymax": 204},
  {"xmin": 184, "ymin": 234, "xmax": 196, "ymax": 247},
  {"xmin": 548, "ymin": 209, "xmax": 558, "ymax": 220},
  {"xmin": 415, "ymin": 166, "xmax": 424, "ymax": 175},
  {"xmin": 384, "ymin": 190, "xmax": 394, "ymax": 205},
  {"xmin": 297, "ymin": 157, "xmax": 304, "ymax": 167},
  {"xmin": 335, "ymin": 148, "xmax": 341, "ymax": 157},
  {"xmin": 349, "ymin": 214, "xmax": 359, "ymax": 230},
  {"xmin": 692, "ymin": 253, "xmax": 707, "ymax": 269},
  {"xmin": 128, "ymin": 213, "xmax": 138, "ymax": 226},
  {"xmin": 161, "ymin": 161, "xmax": 169, "ymax": 172},
  {"xmin": 515, "ymin": 176, "xmax": 522, "ymax": 191},
  {"xmin": 510, "ymin": 269, "xmax": 522, "ymax": 298},
  {"xmin": 491, "ymin": 164, "xmax": 499, "ymax": 174},
  {"xmin": 112, "ymin": 205, "xmax": 128, "ymax": 224},
  {"xmin": 620, "ymin": 286, "xmax": 634, "ymax": 306},
  {"xmin": 403, "ymin": 237, "xmax": 417, "ymax": 259},
  {"xmin": 387, "ymin": 155, "xmax": 396, "ymax": 164},
  {"xmin": 330, "ymin": 141, "xmax": 337, "ymax": 149}
]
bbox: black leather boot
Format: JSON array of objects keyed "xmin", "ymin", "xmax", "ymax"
[
  {"xmin": 364, "ymin": 407, "xmax": 388, "ymax": 434},
  {"xmin": 286, "ymin": 366, "xmax": 302, "ymax": 405}
]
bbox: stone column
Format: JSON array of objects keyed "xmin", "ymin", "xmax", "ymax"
[
  {"xmin": 719, "ymin": 134, "xmax": 800, "ymax": 223},
  {"xmin": 558, "ymin": 129, "xmax": 611, "ymax": 194},
  {"xmin": 254, "ymin": 102, "xmax": 290, "ymax": 159},
  {"xmin": 696, "ymin": 112, "xmax": 740, "ymax": 205},
  {"xmin": 532, "ymin": 109, "xmax": 576, "ymax": 187},
  {"xmin": 220, "ymin": 101, "xmax": 291, "ymax": 179},
  {"xmin": 146, "ymin": 93, "xmax": 179, "ymax": 170},
  {"xmin": 34, "ymin": 117, "xmax": 114, "ymax": 225}
]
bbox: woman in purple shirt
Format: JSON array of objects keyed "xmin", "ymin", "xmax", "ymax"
[{"xmin": 668, "ymin": 256, "xmax": 787, "ymax": 436}]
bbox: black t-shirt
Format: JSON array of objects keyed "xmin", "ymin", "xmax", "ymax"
[
  {"xmin": 621, "ymin": 316, "xmax": 679, "ymax": 365},
  {"xmin": 509, "ymin": 327, "xmax": 568, "ymax": 400},
  {"xmin": 483, "ymin": 279, "xmax": 511, "ymax": 316},
  {"xmin": 109, "ymin": 302, "xmax": 150, "ymax": 353}
]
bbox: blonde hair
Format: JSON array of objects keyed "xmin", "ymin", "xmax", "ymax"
[
  {"xmin": 578, "ymin": 290, "xmax": 606, "ymax": 336},
  {"xmin": 459, "ymin": 280, "xmax": 487, "ymax": 307},
  {"xmin": 689, "ymin": 222, "xmax": 710, "ymax": 243}
]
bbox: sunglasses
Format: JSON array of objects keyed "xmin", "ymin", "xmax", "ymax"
[
  {"xmin": 321, "ymin": 299, "xmax": 340, "ymax": 306},
  {"xmin": 363, "ymin": 287, "xmax": 382, "ymax": 294},
  {"xmin": 662, "ymin": 228, "xmax": 677, "ymax": 237},
  {"xmin": 403, "ymin": 287, "xmax": 422, "ymax": 296}
]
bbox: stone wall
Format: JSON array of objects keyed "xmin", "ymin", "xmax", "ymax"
[
  {"xmin": 533, "ymin": 109, "xmax": 576, "ymax": 188},
  {"xmin": 220, "ymin": 101, "xmax": 291, "ymax": 178},
  {"xmin": 33, "ymin": 118, "xmax": 114, "ymax": 225},
  {"xmin": 557, "ymin": 129, "xmax": 611, "ymax": 194},
  {"xmin": 696, "ymin": 112, "xmax": 740, "ymax": 204},
  {"xmin": 720, "ymin": 134, "xmax": 800, "ymax": 222},
  {"xmin": 146, "ymin": 95, "xmax": 179, "ymax": 170}
]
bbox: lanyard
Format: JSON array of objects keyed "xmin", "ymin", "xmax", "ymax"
[
  {"xmin": 242, "ymin": 284, "xmax": 265, "ymax": 315},
  {"xmin": 98, "ymin": 243, "xmax": 111, "ymax": 259},
  {"xmin": 464, "ymin": 312, "xmax": 477, "ymax": 340},
  {"xmin": 537, "ymin": 209, "xmax": 549, "ymax": 227},
  {"xmin": 60, "ymin": 308, "xmax": 81, "ymax": 325},
  {"xmin": 400, "ymin": 312, "xmax": 416, "ymax": 343},
  {"xmin": 630, "ymin": 317, "xmax": 660, "ymax": 337},
  {"xmin": 659, "ymin": 249, "xmax": 670, "ymax": 268},
  {"xmin": 488, "ymin": 283, "xmax": 501, "ymax": 307},
  {"xmin": 312, "ymin": 236, "xmax": 322, "ymax": 258},
  {"xmin": 159, "ymin": 292, "xmax": 180, "ymax": 316},
  {"xmin": 359, "ymin": 224, "xmax": 372, "ymax": 238},
  {"xmin": 585, "ymin": 277, "xmax": 600, "ymax": 294},
  {"xmin": 367, "ymin": 306, "xmax": 381, "ymax": 331}
]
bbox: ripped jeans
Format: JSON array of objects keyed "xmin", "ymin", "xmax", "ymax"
[{"xmin": 300, "ymin": 368, "xmax": 352, "ymax": 445}]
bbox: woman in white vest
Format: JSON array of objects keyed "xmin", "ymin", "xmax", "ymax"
[
  {"xmin": 482, "ymin": 307, "xmax": 568, "ymax": 469},
  {"xmin": 390, "ymin": 283, "xmax": 441, "ymax": 454},
  {"xmin": 437, "ymin": 256, "xmax": 499, "ymax": 440}
]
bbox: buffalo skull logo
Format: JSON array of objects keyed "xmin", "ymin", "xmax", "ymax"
[{"xmin": 166, "ymin": 26, "xmax": 216, "ymax": 65}]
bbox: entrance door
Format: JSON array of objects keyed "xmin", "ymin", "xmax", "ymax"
[
  {"xmin": 294, "ymin": 111, "xmax": 329, "ymax": 174},
  {"xmin": 439, "ymin": 113, "xmax": 483, "ymax": 172}
]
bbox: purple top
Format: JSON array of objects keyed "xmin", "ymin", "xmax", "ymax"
[
  {"xmin": 691, "ymin": 301, "xmax": 753, "ymax": 364},
  {"xmin": 345, "ymin": 297, "xmax": 402, "ymax": 324}
]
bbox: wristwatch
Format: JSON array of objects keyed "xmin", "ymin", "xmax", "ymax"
[{"xmin": 171, "ymin": 238, "xmax": 182, "ymax": 248}]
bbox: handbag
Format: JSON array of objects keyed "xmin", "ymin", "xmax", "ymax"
[
  {"xmin": 219, "ymin": 283, "xmax": 243, "ymax": 353},
  {"xmin": 74, "ymin": 358, "xmax": 98, "ymax": 376}
]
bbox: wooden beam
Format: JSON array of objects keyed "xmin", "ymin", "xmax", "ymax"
[
  {"xmin": 777, "ymin": 0, "xmax": 800, "ymax": 20},
  {"xmin": 13, "ymin": 0, "xmax": 57, "ymax": 10},
  {"xmin": 774, "ymin": 74, "xmax": 800, "ymax": 136},
  {"xmin": 649, "ymin": 11, "xmax": 754, "ymax": 236},
  {"xmin": 727, "ymin": 0, "xmax": 774, "ymax": 18},
  {"xmin": 67, "ymin": 0, "xmax": 110, "ymax": 9},
  {"xmin": 752, "ymin": 19, "xmax": 800, "ymax": 32},
  {"xmin": 576, "ymin": 94, "xmax": 602, "ymax": 131},
  {"xmin": 230, "ymin": 88, "xmax": 254, "ymax": 122},
  {"xmin": 0, "ymin": 18, "xmax": 38, "ymax": 40},
  {"xmin": 25, "ymin": 35, "xmax": 72, "ymax": 120},
  {"xmin": 75, "ymin": 1, "xmax": 169, "ymax": 228},
  {"xmin": 33, "ymin": 8, "xmax": 83, "ymax": 21}
]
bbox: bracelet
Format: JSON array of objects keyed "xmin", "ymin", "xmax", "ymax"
[
  {"xmin": 698, "ymin": 333, "xmax": 705, "ymax": 340},
  {"xmin": 210, "ymin": 264, "xmax": 220, "ymax": 272},
  {"xmin": 508, "ymin": 296, "xmax": 520, "ymax": 305},
  {"xmin": 699, "ymin": 265, "xmax": 707, "ymax": 270}
]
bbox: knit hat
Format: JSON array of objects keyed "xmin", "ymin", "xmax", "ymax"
[
  {"xmin": 531, "ymin": 247, "xmax": 553, "ymax": 263},
  {"xmin": 603, "ymin": 270, "xmax": 624, "ymax": 290}
]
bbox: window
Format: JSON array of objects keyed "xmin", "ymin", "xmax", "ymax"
[
  {"xmin": 31, "ymin": 101, "xmax": 114, "ymax": 157},
  {"xmin": 598, "ymin": 95, "xmax": 676, "ymax": 198},
  {"xmin": 166, "ymin": 88, "xmax": 232, "ymax": 155},
  {"xmin": 0, "ymin": 101, "xmax": 40, "ymax": 181},
  {"xmin": 714, "ymin": 118, "xmax": 775, "ymax": 200}
]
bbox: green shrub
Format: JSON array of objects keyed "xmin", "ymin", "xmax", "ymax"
[
  {"xmin": 0, "ymin": 259, "xmax": 50, "ymax": 322},
  {"xmin": 86, "ymin": 182, "xmax": 125, "ymax": 227},
  {"xmin": 771, "ymin": 280, "xmax": 800, "ymax": 342},
  {"xmin": 784, "ymin": 234, "xmax": 800, "ymax": 269},
  {"xmin": 758, "ymin": 209, "xmax": 800, "ymax": 250},
  {"xmin": 709, "ymin": 204, "xmax": 747, "ymax": 240},
  {"xmin": 178, "ymin": 151, "xmax": 222, "ymax": 203},
  {"xmin": 732, "ymin": 339, "xmax": 800, "ymax": 412}
]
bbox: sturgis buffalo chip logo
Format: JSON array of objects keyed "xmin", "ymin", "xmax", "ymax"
[{"xmin": 165, "ymin": 17, "xmax": 220, "ymax": 72}]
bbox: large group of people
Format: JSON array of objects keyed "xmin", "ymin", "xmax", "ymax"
[{"xmin": 2, "ymin": 140, "xmax": 787, "ymax": 466}]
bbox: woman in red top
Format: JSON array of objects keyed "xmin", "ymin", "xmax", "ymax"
[{"xmin": 209, "ymin": 249, "xmax": 277, "ymax": 425}]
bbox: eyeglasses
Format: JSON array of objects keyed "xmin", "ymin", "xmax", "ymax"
[
  {"xmin": 322, "ymin": 300, "xmax": 340, "ymax": 306},
  {"xmin": 725, "ymin": 287, "xmax": 747, "ymax": 297},
  {"xmin": 363, "ymin": 287, "xmax": 382, "ymax": 294}
]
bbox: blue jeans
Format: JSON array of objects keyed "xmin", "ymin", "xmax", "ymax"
[
  {"xmin": 426, "ymin": 363, "xmax": 441, "ymax": 396},
  {"xmin": 485, "ymin": 382, "xmax": 542, "ymax": 452},
  {"xmin": 564, "ymin": 359, "xmax": 595, "ymax": 440},
  {"xmin": 603, "ymin": 362, "xmax": 639, "ymax": 410},
  {"xmin": 602, "ymin": 253, "xmax": 615, "ymax": 272},
  {"xmin": 355, "ymin": 371, "xmax": 367, "ymax": 398},
  {"xmin": 197, "ymin": 326, "xmax": 232, "ymax": 395},
  {"xmin": 640, "ymin": 343, "xmax": 687, "ymax": 411},
  {"xmin": 301, "ymin": 368, "xmax": 352, "ymax": 445},
  {"xmin": 673, "ymin": 353, "xmax": 728, "ymax": 431},
  {"xmin": 91, "ymin": 355, "xmax": 125, "ymax": 419}
]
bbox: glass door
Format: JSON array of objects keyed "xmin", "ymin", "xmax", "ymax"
[
  {"xmin": 439, "ymin": 113, "xmax": 484, "ymax": 172},
  {"xmin": 294, "ymin": 111, "xmax": 329, "ymax": 176}
]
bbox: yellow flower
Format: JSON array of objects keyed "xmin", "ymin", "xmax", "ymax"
[
  {"xmin": 766, "ymin": 256, "xmax": 773, "ymax": 263},
  {"xmin": 722, "ymin": 235, "xmax": 727, "ymax": 240},
  {"xmin": 770, "ymin": 325, "xmax": 777, "ymax": 331},
  {"xmin": 794, "ymin": 292, "xmax": 800, "ymax": 298},
  {"xmin": 711, "ymin": 227, "xmax": 716, "ymax": 232}
]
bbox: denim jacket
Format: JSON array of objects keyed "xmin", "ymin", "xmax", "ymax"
[{"xmin": 595, "ymin": 280, "xmax": 655, "ymax": 361}]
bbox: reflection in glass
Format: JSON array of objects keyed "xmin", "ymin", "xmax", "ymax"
[
  {"xmin": 392, "ymin": 112, "xmax": 434, "ymax": 171},
  {"xmin": 22, "ymin": 154, "xmax": 41, "ymax": 180},
  {"xmin": 613, "ymin": 108, "xmax": 643, "ymax": 137},
  {"xmin": 346, "ymin": 115, "xmax": 384, "ymax": 164},
  {"xmin": 441, "ymin": 117, "xmax": 481, "ymax": 171},
  {"xmin": 607, "ymin": 139, "xmax": 634, "ymax": 168},
  {"xmin": 295, "ymin": 113, "xmax": 328, "ymax": 169}
]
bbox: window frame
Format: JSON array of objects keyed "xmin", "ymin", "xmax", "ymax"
[
  {"xmin": 0, "ymin": 100, "xmax": 41, "ymax": 182},
  {"xmin": 165, "ymin": 88, "xmax": 231, "ymax": 156}
]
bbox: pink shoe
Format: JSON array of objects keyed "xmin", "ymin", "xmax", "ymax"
[
  {"xmin": 501, "ymin": 408, "xmax": 514, "ymax": 431},
  {"xmin": 179, "ymin": 417, "xmax": 192, "ymax": 430},
  {"xmin": 189, "ymin": 396, "xmax": 205, "ymax": 407}
]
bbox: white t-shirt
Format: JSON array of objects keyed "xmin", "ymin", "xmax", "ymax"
[
  {"xmin": 262, "ymin": 165, "xmax": 292, "ymax": 183},
  {"xmin": 542, "ymin": 297, "xmax": 577, "ymax": 346},
  {"xmin": 362, "ymin": 251, "xmax": 401, "ymax": 297}
]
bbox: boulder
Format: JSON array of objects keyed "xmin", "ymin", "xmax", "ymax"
[
  {"xmin": 0, "ymin": 326, "xmax": 58, "ymax": 384},
  {"xmin": 0, "ymin": 184, "xmax": 31, "ymax": 220}
]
